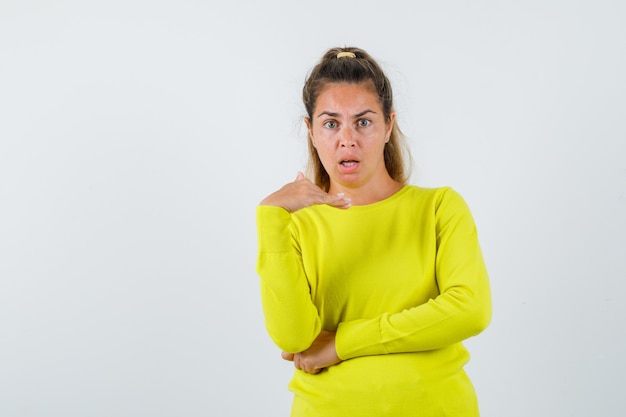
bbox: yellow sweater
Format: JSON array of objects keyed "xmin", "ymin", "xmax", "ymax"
[{"xmin": 256, "ymin": 186, "xmax": 491, "ymax": 416}]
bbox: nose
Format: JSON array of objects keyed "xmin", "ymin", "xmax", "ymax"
[{"xmin": 340, "ymin": 127, "xmax": 355, "ymax": 147}]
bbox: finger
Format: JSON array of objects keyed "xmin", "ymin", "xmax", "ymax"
[
  {"xmin": 297, "ymin": 356, "xmax": 317, "ymax": 375},
  {"xmin": 307, "ymin": 365, "xmax": 322, "ymax": 375},
  {"xmin": 281, "ymin": 352, "xmax": 295, "ymax": 361},
  {"xmin": 326, "ymin": 194, "xmax": 352, "ymax": 209}
]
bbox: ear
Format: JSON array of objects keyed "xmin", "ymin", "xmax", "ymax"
[
  {"xmin": 385, "ymin": 112, "xmax": 396, "ymax": 142},
  {"xmin": 305, "ymin": 117, "xmax": 316, "ymax": 147}
]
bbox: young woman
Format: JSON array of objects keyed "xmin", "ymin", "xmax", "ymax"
[{"xmin": 256, "ymin": 46, "xmax": 491, "ymax": 416}]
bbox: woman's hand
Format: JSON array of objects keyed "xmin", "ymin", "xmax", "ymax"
[
  {"xmin": 281, "ymin": 330, "xmax": 342, "ymax": 374},
  {"xmin": 260, "ymin": 172, "xmax": 351, "ymax": 213}
]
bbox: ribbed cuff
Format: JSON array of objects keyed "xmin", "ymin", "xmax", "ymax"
[{"xmin": 336, "ymin": 317, "xmax": 387, "ymax": 360}]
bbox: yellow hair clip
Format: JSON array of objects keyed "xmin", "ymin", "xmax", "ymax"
[{"xmin": 336, "ymin": 51, "xmax": 356, "ymax": 59}]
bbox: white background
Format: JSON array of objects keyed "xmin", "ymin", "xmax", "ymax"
[{"xmin": 1, "ymin": 1, "xmax": 624, "ymax": 416}]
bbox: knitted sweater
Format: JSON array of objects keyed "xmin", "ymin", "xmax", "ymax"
[{"xmin": 256, "ymin": 186, "xmax": 491, "ymax": 416}]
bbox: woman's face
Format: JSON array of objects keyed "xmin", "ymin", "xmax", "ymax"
[{"xmin": 306, "ymin": 81, "xmax": 394, "ymax": 193}]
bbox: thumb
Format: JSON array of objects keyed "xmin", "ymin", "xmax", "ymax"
[
  {"xmin": 294, "ymin": 171, "xmax": 305, "ymax": 181},
  {"xmin": 281, "ymin": 351, "xmax": 295, "ymax": 361}
]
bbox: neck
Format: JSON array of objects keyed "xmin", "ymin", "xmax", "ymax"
[{"xmin": 329, "ymin": 177, "xmax": 404, "ymax": 206}]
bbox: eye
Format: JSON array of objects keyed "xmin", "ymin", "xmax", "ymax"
[
  {"xmin": 356, "ymin": 119, "xmax": 371, "ymax": 127},
  {"xmin": 323, "ymin": 120, "xmax": 338, "ymax": 129}
]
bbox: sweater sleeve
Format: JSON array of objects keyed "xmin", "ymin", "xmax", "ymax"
[
  {"xmin": 335, "ymin": 188, "xmax": 492, "ymax": 360},
  {"xmin": 256, "ymin": 205, "xmax": 322, "ymax": 353}
]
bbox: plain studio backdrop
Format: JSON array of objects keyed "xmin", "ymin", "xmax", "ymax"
[{"xmin": 1, "ymin": 1, "xmax": 624, "ymax": 416}]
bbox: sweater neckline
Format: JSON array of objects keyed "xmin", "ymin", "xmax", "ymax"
[{"xmin": 330, "ymin": 185, "xmax": 412, "ymax": 212}]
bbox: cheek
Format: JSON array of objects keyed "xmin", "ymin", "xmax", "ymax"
[
  {"xmin": 313, "ymin": 142, "xmax": 336, "ymax": 167},
  {"xmin": 315, "ymin": 144, "xmax": 332, "ymax": 159},
  {"xmin": 311, "ymin": 131, "xmax": 333, "ymax": 151}
]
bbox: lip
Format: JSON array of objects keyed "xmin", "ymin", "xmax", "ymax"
[{"xmin": 338, "ymin": 159, "xmax": 360, "ymax": 174}]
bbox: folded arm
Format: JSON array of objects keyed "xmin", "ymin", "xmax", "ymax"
[{"xmin": 336, "ymin": 188, "xmax": 492, "ymax": 360}]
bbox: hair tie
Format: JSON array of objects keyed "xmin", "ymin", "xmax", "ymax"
[{"xmin": 336, "ymin": 51, "xmax": 356, "ymax": 59}]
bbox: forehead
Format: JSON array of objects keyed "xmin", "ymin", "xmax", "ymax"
[{"xmin": 314, "ymin": 81, "xmax": 380, "ymax": 114}]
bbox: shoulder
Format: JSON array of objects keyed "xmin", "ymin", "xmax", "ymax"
[
  {"xmin": 402, "ymin": 185, "xmax": 474, "ymax": 220},
  {"xmin": 402, "ymin": 185, "xmax": 464, "ymax": 205}
]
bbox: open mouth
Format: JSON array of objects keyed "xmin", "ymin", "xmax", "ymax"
[
  {"xmin": 340, "ymin": 160, "xmax": 358, "ymax": 167},
  {"xmin": 339, "ymin": 160, "xmax": 360, "ymax": 173}
]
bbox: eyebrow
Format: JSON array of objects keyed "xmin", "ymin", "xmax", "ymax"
[{"xmin": 316, "ymin": 109, "xmax": 378, "ymax": 118}]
